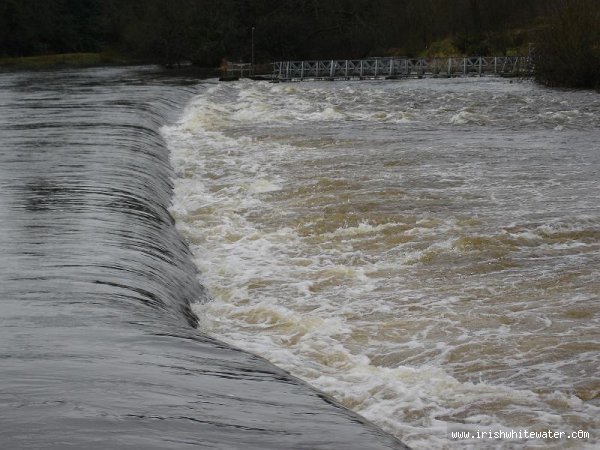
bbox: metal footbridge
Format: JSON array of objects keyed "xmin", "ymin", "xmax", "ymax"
[{"xmin": 272, "ymin": 56, "xmax": 533, "ymax": 81}]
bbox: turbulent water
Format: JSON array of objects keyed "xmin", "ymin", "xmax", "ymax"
[
  {"xmin": 165, "ymin": 78, "xmax": 600, "ymax": 449},
  {"xmin": 0, "ymin": 67, "xmax": 405, "ymax": 449}
]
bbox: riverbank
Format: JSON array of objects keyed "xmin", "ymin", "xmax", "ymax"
[
  {"xmin": 0, "ymin": 52, "xmax": 136, "ymax": 71},
  {"xmin": 0, "ymin": 53, "xmax": 223, "ymax": 81}
]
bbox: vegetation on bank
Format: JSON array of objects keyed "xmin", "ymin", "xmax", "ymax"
[
  {"xmin": 534, "ymin": 0, "xmax": 600, "ymax": 89},
  {"xmin": 0, "ymin": 52, "xmax": 136, "ymax": 70},
  {"xmin": 0, "ymin": 0, "xmax": 598, "ymax": 88}
]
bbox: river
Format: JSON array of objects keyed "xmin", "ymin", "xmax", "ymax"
[
  {"xmin": 165, "ymin": 77, "xmax": 599, "ymax": 448},
  {"xmin": 0, "ymin": 67, "xmax": 406, "ymax": 449}
]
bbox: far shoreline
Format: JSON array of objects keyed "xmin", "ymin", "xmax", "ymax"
[
  {"xmin": 2, "ymin": 52, "xmax": 597, "ymax": 92},
  {"xmin": 0, "ymin": 53, "xmax": 218, "ymax": 78}
]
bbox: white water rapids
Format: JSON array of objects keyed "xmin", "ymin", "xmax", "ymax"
[{"xmin": 164, "ymin": 78, "xmax": 599, "ymax": 449}]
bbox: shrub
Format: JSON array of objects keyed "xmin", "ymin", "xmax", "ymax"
[{"xmin": 534, "ymin": 0, "xmax": 600, "ymax": 88}]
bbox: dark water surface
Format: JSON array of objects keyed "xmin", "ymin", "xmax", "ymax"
[{"xmin": 0, "ymin": 67, "xmax": 406, "ymax": 449}]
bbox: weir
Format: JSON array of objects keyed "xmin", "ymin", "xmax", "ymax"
[
  {"xmin": 271, "ymin": 56, "xmax": 533, "ymax": 81},
  {"xmin": 0, "ymin": 67, "xmax": 408, "ymax": 449}
]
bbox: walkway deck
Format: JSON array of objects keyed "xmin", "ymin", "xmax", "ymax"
[{"xmin": 272, "ymin": 56, "xmax": 533, "ymax": 81}]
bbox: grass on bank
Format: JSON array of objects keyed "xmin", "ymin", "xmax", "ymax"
[{"xmin": 0, "ymin": 52, "xmax": 139, "ymax": 70}]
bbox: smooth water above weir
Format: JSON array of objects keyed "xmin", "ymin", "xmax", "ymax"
[
  {"xmin": 166, "ymin": 78, "xmax": 599, "ymax": 448},
  {"xmin": 0, "ymin": 67, "xmax": 406, "ymax": 449}
]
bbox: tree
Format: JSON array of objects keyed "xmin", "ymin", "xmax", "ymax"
[{"xmin": 535, "ymin": 0, "xmax": 600, "ymax": 88}]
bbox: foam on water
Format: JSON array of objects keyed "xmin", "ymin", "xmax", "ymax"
[{"xmin": 164, "ymin": 78, "xmax": 599, "ymax": 448}]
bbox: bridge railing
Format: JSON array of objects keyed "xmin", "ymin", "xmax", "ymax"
[
  {"xmin": 273, "ymin": 56, "xmax": 533, "ymax": 80},
  {"xmin": 227, "ymin": 62, "xmax": 253, "ymax": 77}
]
